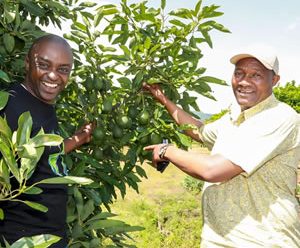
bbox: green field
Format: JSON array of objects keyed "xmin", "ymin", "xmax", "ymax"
[{"xmin": 109, "ymin": 147, "xmax": 208, "ymax": 247}]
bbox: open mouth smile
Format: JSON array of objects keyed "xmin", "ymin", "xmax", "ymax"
[
  {"xmin": 237, "ymin": 89, "xmax": 254, "ymax": 96},
  {"xmin": 42, "ymin": 81, "xmax": 58, "ymax": 89}
]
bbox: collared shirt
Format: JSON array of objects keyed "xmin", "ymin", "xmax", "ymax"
[{"xmin": 199, "ymin": 94, "xmax": 300, "ymax": 248}]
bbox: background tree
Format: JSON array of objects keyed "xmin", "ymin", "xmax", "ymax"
[
  {"xmin": 273, "ymin": 80, "xmax": 300, "ymax": 113},
  {"xmin": 0, "ymin": 0, "xmax": 230, "ymax": 247}
]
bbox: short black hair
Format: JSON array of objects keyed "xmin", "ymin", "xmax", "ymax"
[{"xmin": 28, "ymin": 34, "xmax": 72, "ymax": 58}]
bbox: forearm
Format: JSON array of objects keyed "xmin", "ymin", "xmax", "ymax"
[
  {"xmin": 64, "ymin": 122, "xmax": 94, "ymax": 154},
  {"xmin": 163, "ymin": 146, "xmax": 243, "ymax": 183},
  {"xmin": 163, "ymin": 97, "xmax": 203, "ymax": 142},
  {"xmin": 63, "ymin": 132, "xmax": 87, "ymax": 154}
]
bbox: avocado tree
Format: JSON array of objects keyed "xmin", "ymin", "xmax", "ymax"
[{"xmin": 0, "ymin": 0, "xmax": 229, "ymax": 247}]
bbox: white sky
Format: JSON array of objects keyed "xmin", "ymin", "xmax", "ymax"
[{"xmin": 48, "ymin": 0, "xmax": 300, "ymax": 113}]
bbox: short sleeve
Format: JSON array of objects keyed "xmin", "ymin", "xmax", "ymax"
[
  {"xmin": 214, "ymin": 112, "xmax": 300, "ymax": 175},
  {"xmin": 199, "ymin": 114, "xmax": 229, "ymax": 151}
]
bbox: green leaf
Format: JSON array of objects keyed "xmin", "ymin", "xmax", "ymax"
[
  {"xmin": 175, "ymin": 131, "xmax": 192, "ymax": 147},
  {"xmin": 86, "ymin": 212, "xmax": 117, "ymax": 225},
  {"xmin": 23, "ymin": 201, "xmax": 48, "ymax": 213},
  {"xmin": 97, "ymin": 171, "xmax": 120, "ymax": 186},
  {"xmin": 18, "ymin": 144, "xmax": 38, "ymax": 158},
  {"xmin": 105, "ymin": 225, "xmax": 144, "ymax": 235},
  {"xmin": 120, "ymin": 45, "xmax": 131, "ymax": 58},
  {"xmin": 30, "ymin": 134, "xmax": 63, "ymax": 147},
  {"xmin": 133, "ymin": 70, "xmax": 144, "ymax": 91},
  {"xmin": 81, "ymin": 199, "xmax": 95, "ymax": 222},
  {"xmin": 199, "ymin": 28, "xmax": 212, "ymax": 48},
  {"xmin": 195, "ymin": 0, "xmax": 202, "ymax": 15},
  {"xmin": 98, "ymin": 45, "xmax": 117, "ymax": 52},
  {"xmin": 94, "ymin": 11, "xmax": 104, "ymax": 27},
  {"xmin": 149, "ymin": 44, "xmax": 161, "ymax": 55},
  {"xmin": 0, "ymin": 91, "xmax": 9, "ymax": 110},
  {"xmin": 199, "ymin": 76, "xmax": 227, "ymax": 85},
  {"xmin": 0, "ymin": 208, "xmax": 4, "ymax": 220},
  {"xmin": 10, "ymin": 234, "xmax": 60, "ymax": 248},
  {"xmin": 20, "ymin": 0, "xmax": 45, "ymax": 16},
  {"xmin": 169, "ymin": 19, "xmax": 186, "ymax": 27},
  {"xmin": 79, "ymin": 2, "xmax": 97, "ymax": 7},
  {"xmin": 16, "ymin": 111, "xmax": 32, "ymax": 146},
  {"xmin": 200, "ymin": 5, "xmax": 223, "ymax": 19},
  {"xmin": 144, "ymin": 36, "xmax": 151, "ymax": 50},
  {"xmin": 71, "ymin": 31, "xmax": 88, "ymax": 40},
  {"xmin": 38, "ymin": 176, "xmax": 93, "ymax": 185},
  {"xmin": 3, "ymin": 33, "xmax": 15, "ymax": 53},
  {"xmin": 117, "ymin": 77, "xmax": 131, "ymax": 88},
  {"xmin": 134, "ymin": 14, "xmax": 156, "ymax": 22},
  {"xmin": 71, "ymin": 21, "xmax": 87, "ymax": 32},
  {"xmin": 192, "ymin": 83, "xmax": 211, "ymax": 95},
  {"xmin": 112, "ymin": 32, "xmax": 129, "ymax": 45},
  {"xmin": 161, "ymin": 0, "xmax": 166, "ymax": 10},
  {"xmin": 0, "ymin": 117, "xmax": 11, "ymax": 141},
  {"xmin": 43, "ymin": 1, "xmax": 68, "ymax": 11},
  {"xmin": 4, "ymin": 9, "xmax": 16, "ymax": 24},
  {"xmin": 19, "ymin": 146, "xmax": 44, "ymax": 180},
  {"xmin": 103, "ymin": 8, "xmax": 118, "ymax": 15},
  {"xmin": 0, "ymin": 158, "xmax": 10, "ymax": 185},
  {"xmin": 0, "ymin": 139, "xmax": 19, "ymax": 181},
  {"xmin": 199, "ymin": 91, "xmax": 216, "ymax": 100},
  {"xmin": 73, "ymin": 187, "xmax": 83, "ymax": 217},
  {"xmin": 0, "ymin": 70, "xmax": 10, "ymax": 83},
  {"xmin": 97, "ymin": 6, "xmax": 119, "ymax": 16},
  {"xmin": 20, "ymin": 20, "xmax": 34, "ymax": 30},
  {"xmin": 201, "ymin": 20, "xmax": 230, "ymax": 33},
  {"xmin": 110, "ymin": 15, "xmax": 127, "ymax": 25},
  {"xmin": 23, "ymin": 186, "xmax": 43, "ymax": 195},
  {"xmin": 169, "ymin": 8, "xmax": 192, "ymax": 19},
  {"xmin": 86, "ymin": 219, "xmax": 126, "ymax": 231},
  {"xmin": 135, "ymin": 165, "xmax": 147, "ymax": 178}
]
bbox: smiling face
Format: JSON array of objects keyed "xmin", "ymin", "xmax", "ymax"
[
  {"xmin": 24, "ymin": 38, "xmax": 73, "ymax": 104},
  {"xmin": 231, "ymin": 57, "xmax": 279, "ymax": 111}
]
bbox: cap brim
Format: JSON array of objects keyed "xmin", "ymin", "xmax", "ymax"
[{"xmin": 230, "ymin": 54, "xmax": 256, "ymax": 65}]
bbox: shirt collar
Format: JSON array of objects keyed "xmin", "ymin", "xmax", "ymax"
[{"xmin": 229, "ymin": 94, "xmax": 278, "ymax": 125}]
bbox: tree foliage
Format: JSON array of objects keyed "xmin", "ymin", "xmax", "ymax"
[
  {"xmin": 274, "ymin": 80, "xmax": 300, "ymax": 113},
  {"xmin": 0, "ymin": 0, "xmax": 230, "ymax": 246}
]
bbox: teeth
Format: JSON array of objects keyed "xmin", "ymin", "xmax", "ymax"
[
  {"xmin": 43, "ymin": 82, "xmax": 58, "ymax": 88},
  {"xmin": 238, "ymin": 89, "xmax": 252, "ymax": 93}
]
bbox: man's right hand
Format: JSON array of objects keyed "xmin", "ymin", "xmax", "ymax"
[{"xmin": 142, "ymin": 83, "xmax": 167, "ymax": 105}]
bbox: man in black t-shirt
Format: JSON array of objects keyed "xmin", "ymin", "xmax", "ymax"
[{"xmin": 0, "ymin": 34, "xmax": 94, "ymax": 247}]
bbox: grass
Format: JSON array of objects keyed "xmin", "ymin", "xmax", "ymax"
[{"xmin": 110, "ymin": 155, "xmax": 205, "ymax": 248}]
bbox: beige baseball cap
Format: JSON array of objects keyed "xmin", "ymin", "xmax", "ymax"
[{"xmin": 230, "ymin": 52, "xmax": 279, "ymax": 75}]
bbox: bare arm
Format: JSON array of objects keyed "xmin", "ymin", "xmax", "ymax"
[
  {"xmin": 143, "ymin": 83, "xmax": 203, "ymax": 142},
  {"xmin": 144, "ymin": 144, "xmax": 244, "ymax": 183},
  {"xmin": 64, "ymin": 122, "xmax": 95, "ymax": 154}
]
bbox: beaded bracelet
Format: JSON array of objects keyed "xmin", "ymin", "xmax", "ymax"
[{"xmin": 158, "ymin": 144, "xmax": 170, "ymax": 159}]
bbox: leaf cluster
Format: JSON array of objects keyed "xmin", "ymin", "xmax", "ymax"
[
  {"xmin": 0, "ymin": 91, "xmax": 66, "ymax": 219},
  {"xmin": 57, "ymin": 1, "xmax": 230, "ymax": 245},
  {"xmin": 0, "ymin": 91, "xmax": 91, "ymax": 223},
  {"xmin": 274, "ymin": 80, "xmax": 300, "ymax": 113}
]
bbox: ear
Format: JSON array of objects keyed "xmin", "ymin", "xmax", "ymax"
[{"xmin": 272, "ymin": 75, "xmax": 280, "ymax": 87}]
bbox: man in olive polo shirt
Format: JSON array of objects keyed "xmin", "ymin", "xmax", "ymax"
[{"xmin": 144, "ymin": 51, "xmax": 300, "ymax": 247}]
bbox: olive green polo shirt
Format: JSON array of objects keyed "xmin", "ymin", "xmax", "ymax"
[{"xmin": 199, "ymin": 94, "xmax": 300, "ymax": 248}]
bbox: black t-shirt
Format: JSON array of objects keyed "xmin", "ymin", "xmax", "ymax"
[{"xmin": 0, "ymin": 84, "xmax": 68, "ymax": 248}]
